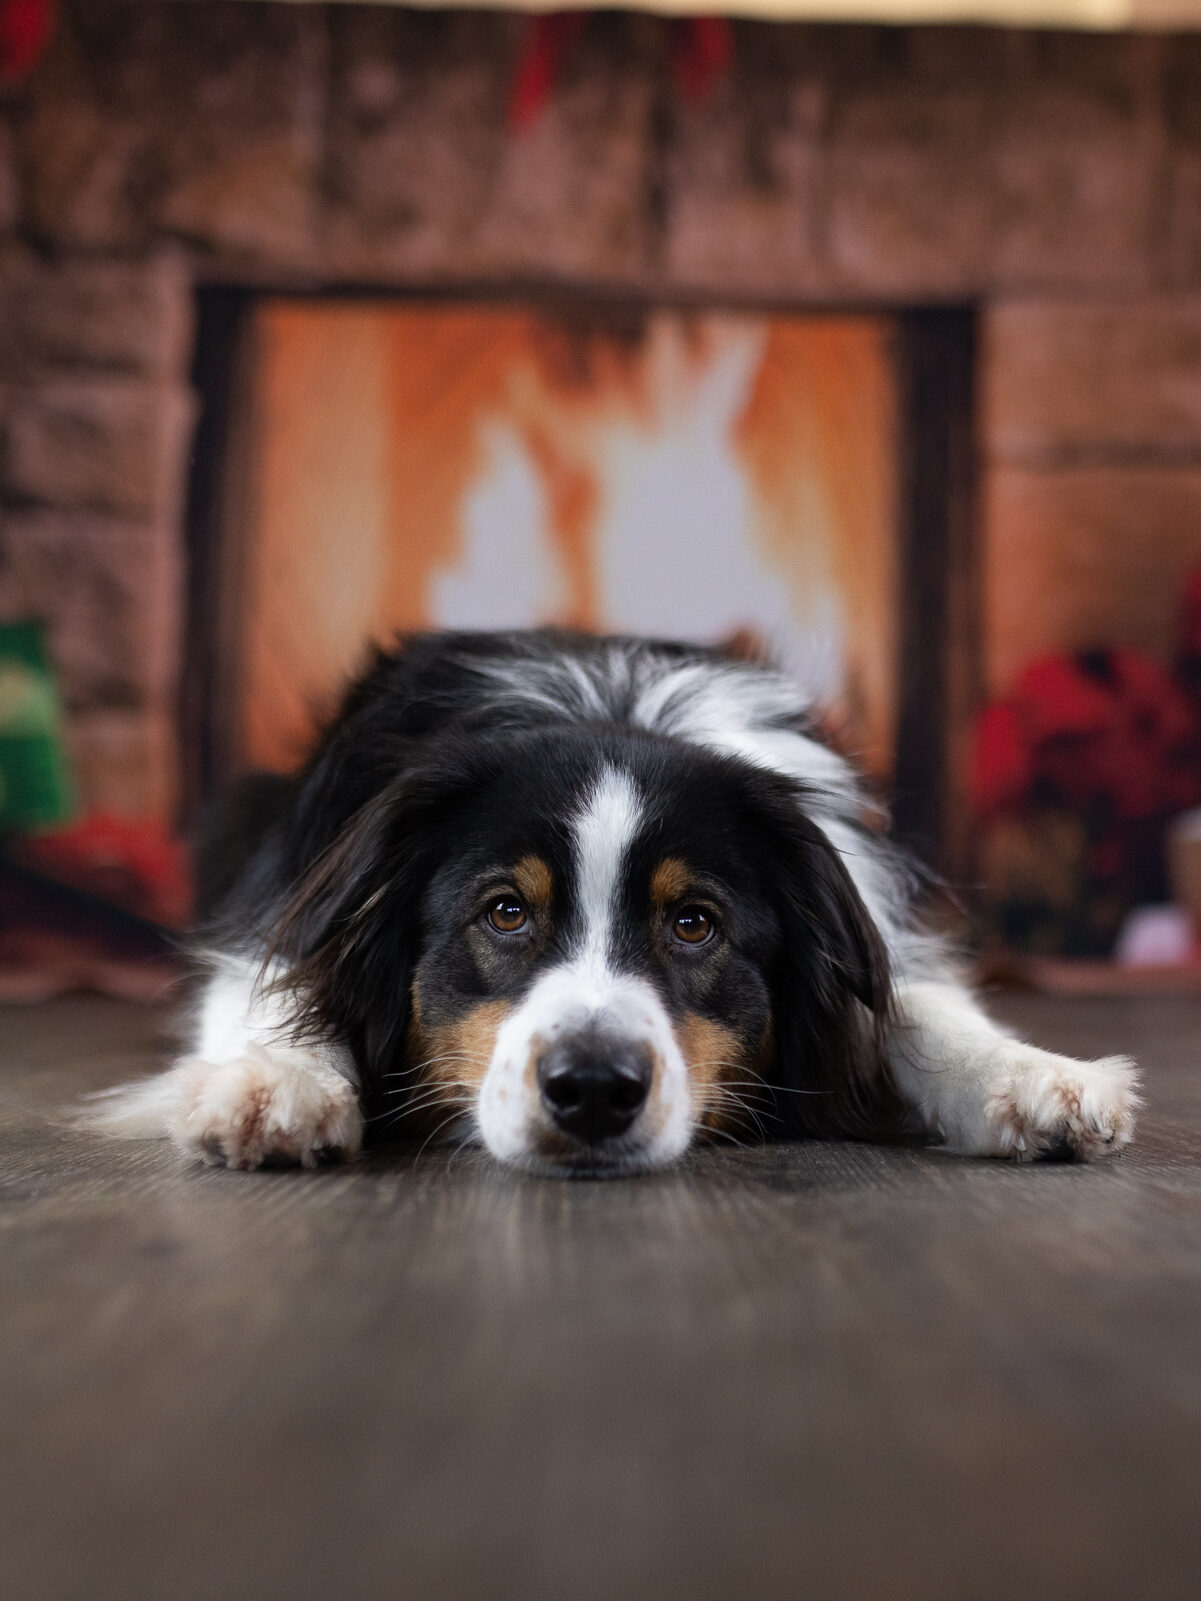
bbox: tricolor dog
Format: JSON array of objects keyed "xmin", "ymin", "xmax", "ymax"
[{"xmin": 97, "ymin": 631, "xmax": 1139, "ymax": 1174}]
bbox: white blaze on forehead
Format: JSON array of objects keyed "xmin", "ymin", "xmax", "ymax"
[{"xmin": 571, "ymin": 765, "xmax": 642, "ymax": 967}]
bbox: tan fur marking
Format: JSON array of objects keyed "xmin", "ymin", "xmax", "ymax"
[
  {"xmin": 419, "ymin": 999, "xmax": 512, "ymax": 1087},
  {"xmin": 402, "ymin": 998, "xmax": 512, "ymax": 1133},
  {"xmin": 512, "ymin": 854, "xmax": 554, "ymax": 915},
  {"xmin": 678, "ymin": 1013, "xmax": 755, "ymax": 1134},
  {"xmin": 650, "ymin": 856, "xmax": 693, "ymax": 911}
]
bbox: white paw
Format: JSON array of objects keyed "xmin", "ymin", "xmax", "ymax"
[
  {"xmin": 169, "ymin": 1047, "xmax": 363, "ymax": 1170},
  {"xmin": 984, "ymin": 1049, "xmax": 1140, "ymax": 1162}
]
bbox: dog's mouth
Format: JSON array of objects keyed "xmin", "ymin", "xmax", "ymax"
[
  {"xmin": 525, "ymin": 1122, "xmax": 665, "ymax": 1178},
  {"xmin": 389, "ymin": 1093, "xmax": 672, "ymax": 1174}
]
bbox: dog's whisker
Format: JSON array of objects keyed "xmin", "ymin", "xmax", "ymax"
[
  {"xmin": 689, "ymin": 1063, "xmax": 825, "ymax": 1098},
  {"xmin": 705, "ymin": 1074, "xmax": 827, "ymax": 1098},
  {"xmin": 370, "ymin": 1103, "xmax": 472, "ymax": 1136},
  {"xmin": 379, "ymin": 1083, "xmax": 477, "ymax": 1111},
  {"xmin": 385, "ymin": 1076, "xmax": 480, "ymax": 1101},
  {"xmin": 371, "ymin": 1096, "xmax": 464, "ymax": 1125},
  {"xmin": 414, "ymin": 1108, "xmax": 474, "ymax": 1161},
  {"xmin": 444, "ymin": 1123, "xmax": 480, "ymax": 1177},
  {"xmin": 381, "ymin": 1053, "xmax": 492, "ymax": 1081},
  {"xmin": 698, "ymin": 1084, "xmax": 772, "ymax": 1140},
  {"xmin": 700, "ymin": 1122, "xmax": 757, "ymax": 1151},
  {"xmin": 368, "ymin": 1087, "xmax": 476, "ymax": 1128},
  {"xmin": 712, "ymin": 1104, "xmax": 770, "ymax": 1142}
]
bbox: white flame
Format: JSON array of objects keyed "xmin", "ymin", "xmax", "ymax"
[
  {"xmin": 432, "ymin": 419, "xmax": 568, "ymax": 631},
  {"xmin": 436, "ymin": 313, "xmax": 846, "ymax": 702}
]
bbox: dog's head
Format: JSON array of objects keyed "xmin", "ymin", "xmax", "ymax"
[{"xmin": 273, "ymin": 728, "xmax": 900, "ymax": 1174}]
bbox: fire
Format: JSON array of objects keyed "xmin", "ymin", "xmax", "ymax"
[{"xmin": 243, "ymin": 302, "xmax": 896, "ymax": 775}]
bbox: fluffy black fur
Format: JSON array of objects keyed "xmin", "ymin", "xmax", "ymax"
[{"xmin": 199, "ymin": 630, "xmax": 913, "ymax": 1147}]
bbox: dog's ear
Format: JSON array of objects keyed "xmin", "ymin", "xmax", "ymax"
[
  {"xmin": 265, "ymin": 771, "xmax": 451, "ymax": 1100},
  {"xmin": 766, "ymin": 802, "xmax": 912, "ymax": 1142}
]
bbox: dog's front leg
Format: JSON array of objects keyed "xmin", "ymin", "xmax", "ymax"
[
  {"xmin": 93, "ymin": 955, "xmax": 363, "ymax": 1170},
  {"xmin": 888, "ymin": 981, "xmax": 1139, "ymax": 1161}
]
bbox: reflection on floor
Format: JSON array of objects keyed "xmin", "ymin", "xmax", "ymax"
[{"xmin": 3, "ymin": 994, "xmax": 1200, "ymax": 1601}]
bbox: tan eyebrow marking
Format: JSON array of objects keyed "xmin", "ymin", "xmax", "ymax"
[
  {"xmin": 650, "ymin": 856, "xmax": 693, "ymax": 911},
  {"xmin": 511, "ymin": 854, "xmax": 554, "ymax": 915}
]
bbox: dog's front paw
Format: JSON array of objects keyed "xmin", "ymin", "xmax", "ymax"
[
  {"xmin": 984, "ymin": 1049, "xmax": 1140, "ymax": 1162},
  {"xmin": 171, "ymin": 1047, "xmax": 363, "ymax": 1170}
]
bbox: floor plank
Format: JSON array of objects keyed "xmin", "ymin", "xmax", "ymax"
[{"xmin": 2, "ymin": 993, "xmax": 1199, "ymax": 1601}]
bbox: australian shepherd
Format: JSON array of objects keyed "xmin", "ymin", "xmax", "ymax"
[{"xmin": 97, "ymin": 630, "xmax": 1139, "ymax": 1175}]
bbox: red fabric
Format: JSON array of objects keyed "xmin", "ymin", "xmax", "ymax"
[
  {"xmin": 0, "ymin": 0, "xmax": 53, "ymax": 84},
  {"xmin": 508, "ymin": 14, "xmax": 588, "ymax": 132},
  {"xmin": 21, "ymin": 813, "xmax": 192, "ymax": 927},
  {"xmin": 669, "ymin": 18, "xmax": 735, "ymax": 104}
]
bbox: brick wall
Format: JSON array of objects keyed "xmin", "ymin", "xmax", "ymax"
[{"xmin": 3, "ymin": 3, "xmax": 1201, "ymax": 816}]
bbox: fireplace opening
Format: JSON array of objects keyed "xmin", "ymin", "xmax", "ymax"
[{"xmin": 182, "ymin": 289, "xmax": 976, "ymax": 869}]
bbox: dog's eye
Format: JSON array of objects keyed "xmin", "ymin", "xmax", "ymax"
[
  {"xmin": 487, "ymin": 896, "xmax": 528, "ymax": 934},
  {"xmin": 672, "ymin": 906, "xmax": 715, "ymax": 946}
]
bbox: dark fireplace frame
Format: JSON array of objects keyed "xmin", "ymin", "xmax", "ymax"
[{"xmin": 181, "ymin": 286, "xmax": 977, "ymax": 874}]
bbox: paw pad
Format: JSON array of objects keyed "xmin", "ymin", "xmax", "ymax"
[{"xmin": 985, "ymin": 1052, "xmax": 1139, "ymax": 1163}]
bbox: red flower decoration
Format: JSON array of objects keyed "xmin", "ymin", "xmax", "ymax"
[
  {"xmin": 508, "ymin": 13, "xmax": 735, "ymax": 132},
  {"xmin": 0, "ymin": 0, "xmax": 54, "ymax": 85},
  {"xmin": 509, "ymin": 14, "xmax": 588, "ymax": 133},
  {"xmin": 670, "ymin": 18, "xmax": 735, "ymax": 104}
]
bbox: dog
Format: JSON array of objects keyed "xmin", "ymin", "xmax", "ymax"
[{"xmin": 96, "ymin": 629, "xmax": 1139, "ymax": 1175}]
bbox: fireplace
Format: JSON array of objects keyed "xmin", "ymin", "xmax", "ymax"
[
  {"xmin": 8, "ymin": 4, "xmax": 1201, "ymax": 910},
  {"xmin": 181, "ymin": 287, "xmax": 974, "ymax": 865}
]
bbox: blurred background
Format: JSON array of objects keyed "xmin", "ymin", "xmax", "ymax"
[{"xmin": 5, "ymin": 0, "xmax": 1201, "ymax": 994}]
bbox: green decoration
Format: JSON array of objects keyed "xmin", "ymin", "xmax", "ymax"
[{"xmin": 0, "ymin": 620, "xmax": 77, "ymax": 830}]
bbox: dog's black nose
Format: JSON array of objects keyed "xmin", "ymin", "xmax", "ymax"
[{"xmin": 537, "ymin": 1038, "xmax": 653, "ymax": 1144}]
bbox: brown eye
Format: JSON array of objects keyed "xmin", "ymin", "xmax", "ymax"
[
  {"xmin": 672, "ymin": 906, "xmax": 715, "ymax": 946},
  {"xmin": 487, "ymin": 896, "xmax": 528, "ymax": 934}
]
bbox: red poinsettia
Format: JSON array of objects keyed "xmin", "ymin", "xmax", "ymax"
[{"xmin": 972, "ymin": 646, "xmax": 1201, "ymax": 825}]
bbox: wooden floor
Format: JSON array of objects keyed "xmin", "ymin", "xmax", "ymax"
[{"xmin": 3, "ymin": 994, "xmax": 1200, "ymax": 1601}]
